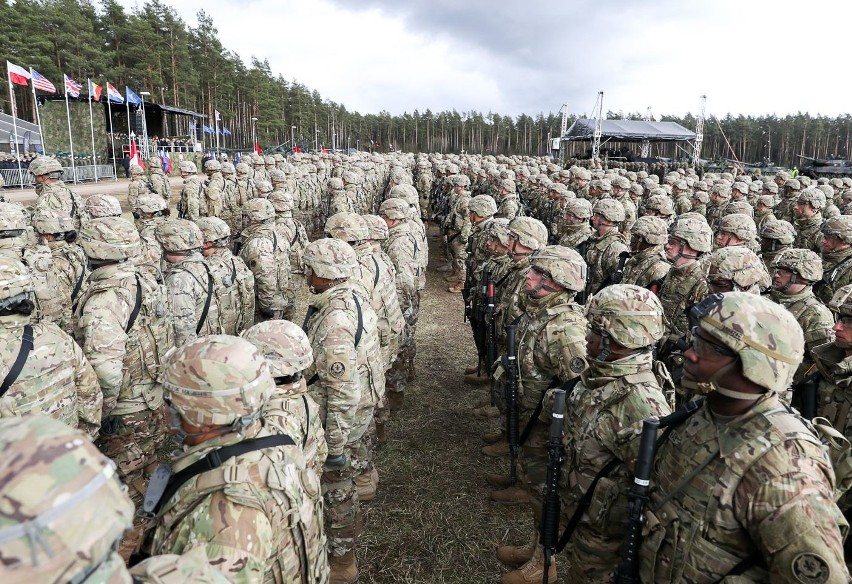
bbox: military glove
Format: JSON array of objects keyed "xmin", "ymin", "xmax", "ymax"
[{"xmin": 324, "ymin": 453, "xmax": 348, "ymax": 470}]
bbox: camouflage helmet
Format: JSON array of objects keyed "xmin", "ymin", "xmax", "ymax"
[
  {"xmin": 731, "ymin": 181, "xmax": 749, "ymax": 195},
  {"xmin": 303, "ymin": 237, "xmax": 358, "ymax": 280},
  {"xmin": 147, "ymin": 156, "xmax": 162, "ymax": 169},
  {"xmin": 389, "ymin": 184, "xmax": 419, "ymax": 208},
  {"xmin": 592, "ymin": 198, "xmax": 625, "ymax": 222},
  {"xmin": 529, "ymin": 245, "xmax": 587, "ymax": 291},
  {"xmin": 268, "ymin": 191, "xmax": 295, "ymax": 214},
  {"xmin": 691, "ymin": 190, "xmax": 710, "ymax": 204},
  {"xmin": 0, "ymin": 202, "xmax": 28, "ymax": 231},
  {"xmin": 797, "ymin": 187, "xmax": 826, "ymax": 210},
  {"xmin": 707, "ymin": 247, "xmax": 767, "ymax": 293},
  {"xmin": 79, "ymin": 217, "xmax": 141, "ymax": 260},
  {"xmin": 269, "ymin": 168, "xmax": 287, "ymax": 183},
  {"xmin": 178, "ymin": 160, "xmax": 197, "ymax": 174},
  {"xmin": 724, "ymin": 200, "xmax": 754, "ymax": 217},
  {"xmin": 134, "ymin": 194, "xmax": 168, "ymax": 214},
  {"xmin": 716, "ymin": 213, "xmax": 757, "ymax": 242},
  {"xmin": 784, "ymin": 178, "xmax": 801, "ymax": 191},
  {"xmin": 499, "ymin": 178, "xmax": 517, "ymax": 193},
  {"xmin": 691, "ymin": 292, "xmax": 804, "ymax": 393},
  {"xmin": 242, "ymin": 198, "xmax": 275, "ymax": 223},
  {"xmin": 644, "ymin": 194, "xmax": 676, "ymax": 217},
  {"xmin": 130, "ymin": 547, "xmax": 231, "ymax": 584},
  {"xmin": 669, "ymin": 214, "xmax": 713, "ymax": 253},
  {"xmin": 31, "ymin": 208, "xmax": 74, "ymax": 235},
  {"xmin": 221, "ymin": 161, "xmax": 235, "ymax": 175},
  {"xmin": 363, "ymin": 214, "xmax": 388, "ymax": 240},
  {"xmin": 485, "ymin": 217, "xmax": 511, "ymax": 246},
  {"xmin": 0, "ymin": 257, "xmax": 34, "ymax": 300},
  {"xmin": 203, "ymin": 159, "xmax": 221, "ymax": 172},
  {"xmin": 755, "ymin": 194, "xmax": 777, "ymax": 209},
  {"xmin": 241, "ymin": 320, "xmax": 314, "ymax": 379},
  {"xmin": 829, "ymin": 284, "xmax": 852, "ymax": 317},
  {"xmin": 508, "ymin": 216, "xmax": 548, "ymax": 250},
  {"xmin": 129, "ymin": 164, "xmax": 145, "ymax": 176},
  {"xmin": 450, "ymin": 174, "xmax": 471, "ymax": 187},
  {"xmin": 195, "ymin": 216, "xmax": 231, "ymax": 244},
  {"xmin": 264, "ymin": 155, "xmax": 275, "ymax": 166},
  {"xmin": 327, "ymin": 177, "xmax": 345, "ymax": 190},
  {"xmin": 0, "ymin": 415, "xmax": 134, "ymax": 580},
  {"xmin": 235, "ymin": 162, "xmax": 251, "ymax": 175},
  {"xmin": 379, "ymin": 197, "xmax": 410, "ymax": 220},
  {"xmin": 586, "ymin": 284, "xmax": 665, "ymax": 349},
  {"xmin": 770, "ymin": 248, "xmax": 823, "ymax": 282},
  {"xmin": 155, "ymin": 219, "xmax": 203, "ymax": 253},
  {"xmin": 27, "ymin": 155, "xmax": 63, "ymax": 176},
  {"xmin": 162, "ymin": 335, "xmax": 274, "ymax": 428},
  {"xmin": 564, "ymin": 198, "xmax": 593, "ymax": 219},
  {"xmin": 254, "ymin": 180, "xmax": 273, "ymax": 197},
  {"xmin": 760, "ymin": 219, "xmax": 796, "ymax": 245},
  {"xmin": 325, "ymin": 212, "xmax": 369, "ymax": 242},
  {"xmin": 821, "ymin": 216, "xmax": 852, "ymax": 244},
  {"xmin": 468, "ymin": 195, "xmax": 498, "ymax": 218},
  {"xmin": 589, "ymin": 178, "xmax": 612, "ymax": 192},
  {"xmin": 631, "ymin": 216, "xmax": 668, "ymax": 245},
  {"xmin": 85, "ymin": 194, "xmax": 122, "ymax": 218}
]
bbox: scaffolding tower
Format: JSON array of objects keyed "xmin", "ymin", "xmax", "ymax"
[
  {"xmin": 692, "ymin": 94, "xmax": 707, "ymax": 168},
  {"xmin": 591, "ymin": 91, "xmax": 604, "ymax": 161}
]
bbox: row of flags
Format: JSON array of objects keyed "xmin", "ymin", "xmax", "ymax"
[{"xmin": 7, "ymin": 60, "xmax": 143, "ymax": 105}]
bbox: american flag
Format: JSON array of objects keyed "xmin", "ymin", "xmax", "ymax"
[
  {"xmin": 30, "ymin": 68, "xmax": 56, "ymax": 93},
  {"xmin": 64, "ymin": 74, "xmax": 81, "ymax": 98}
]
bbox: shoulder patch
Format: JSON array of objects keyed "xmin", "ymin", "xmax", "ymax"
[
  {"xmin": 792, "ymin": 552, "xmax": 830, "ymax": 584},
  {"xmin": 569, "ymin": 357, "xmax": 586, "ymax": 374},
  {"xmin": 329, "ymin": 361, "xmax": 346, "ymax": 378}
]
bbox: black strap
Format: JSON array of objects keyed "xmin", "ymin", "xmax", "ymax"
[
  {"xmin": 301, "ymin": 305, "xmax": 318, "ymax": 331},
  {"xmin": 0, "ymin": 324, "xmax": 33, "ymax": 397},
  {"xmin": 70, "ymin": 263, "xmax": 86, "ymax": 305},
  {"xmin": 353, "ymin": 293, "xmax": 363, "ymax": 349},
  {"xmin": 519, "ymin": 376, "xmax": 576, "ymax": 446},
  {"xmin": 290, "ymin": 228, "xmax": 299, "ymax": 247},
  {"xmin": 712, "ymin": 554, "xmax": 761, "ymax": 583},
  {"xmin": 306, "ymin": 373, "xmax": 319, "ymax": 386},
  {"xmin": 152, "ymin": 434, "xmax": 295, "ymax": 516},
  {"xmin": 230, "ymin": 258, "xmax": 237, "ymax": 285},
  {"xmin": 301, "ymin": 394, "xmax": 310, "ymax": 449},
  {"xmin": 371, "ymin": 255, "xmax": 380, "ymax": 288},
  {"xmin": 196, "ymin": 263, "xmax": 214, "ymax": 334},
  {"xmin": 556, "ymin": 456, "xmax": 621, "ymax": 552},
  {"xmin": 495, "ymin": 271, "xmax": 512, "ymax": 288},
  {"xmin": 125, "ymin": 274, "xmax": 143, "ymax": 333}
]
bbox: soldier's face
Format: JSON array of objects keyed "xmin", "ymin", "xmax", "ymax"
[
  {"xmin": 821, "ymin": 234, "xmax": 849, "ymax": 253},
  {"xmin": 832, "ymin": 315, "xmax": 852, "ymax": 348},
  {"xmin": 683, "ymin": 327, "xmax": 738, "ymax": 382}
]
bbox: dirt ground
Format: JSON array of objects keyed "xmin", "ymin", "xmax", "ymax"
[{"xmin": 2, "ymin": 176, "xmax": 185, "ymax": 208}]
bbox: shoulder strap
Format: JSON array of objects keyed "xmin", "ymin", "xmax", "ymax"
[
  {"xmin": 371, "ymin": 255, "xmax": 380, "ymax": 288},
  {"xmin": 519, "ymin": 376, "xmax": 578, "ymax": 446},
  {"xmin": 0, "ymin": 324, "xmax": 34, "ymax": 397},
  {"xmin": 301, "ymin": 394, "xmax": 310, "ymax": 449},
  {"xmin": 196, "ymin": 263, "xmax": 214, "ymax": 334},
  {"xmin": 556, "ymin": 456, "xmax": 621, "ymax": 552},
  {"xmin": 352, "ymin": 292, "xmax": 364, "ymax": 349},
  {"xmin": 125, "ymin": 274, "xmax": 143, "ymax": 333},
  {"xmin": 150, "ymin": 433, "xmax": 296, "ymax": 516},
  {"xmin": 70, "ymin": 263, "xmax": 86, "ymax": 306},
  {"xmin": 290, "ymin": 228, "xmax": 299, "ymax": 247}
]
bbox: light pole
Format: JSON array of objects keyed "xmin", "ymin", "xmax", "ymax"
[
  {"xmin": 291, "ymin": 125, "xmax": 296, "ymax": 150},
  {"xmin": 315, "ymin": 129, "xmax": 320, "ymax": 152},
  {"xmin": 139, "ymin": 91, "xmax": 150, "ymax": 158},
  {"xmin": 251, "ymin": 117, "xmax": 258, "ymax": 150},
  {"xmin": 333, "ymin": 132, "xmax": 337, "ymax": 152}
]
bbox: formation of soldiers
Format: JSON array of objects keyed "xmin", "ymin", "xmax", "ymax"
[
  {"xmin": 0, "ymin": 150, "xmax": 425, "ymax": 584},
  {"xmin": 429, "ymin": 153, "xmax": 852, "ymax": 583}
]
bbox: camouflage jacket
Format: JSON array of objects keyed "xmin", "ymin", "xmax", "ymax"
[
  {"xmin": 614, "ymin": 195, "xmax": 637, "ymax": 236},
  {"xmin": 794, "ymin": 214, "xmax": 824, "ymax": 253},
  {"xmin": 275, "ymin": 215, "xmax": 309, "ymax": 274},
  {"xmin": 74, "ymin": 262, "xmax": 172, "ymax": 415},
  {"xmin": 263, "ymin": 379, "xmax": 328, "ymax": 476},
  {"xmin": 128, "ymin": 177, "xmax": 152, "ymax": 210},
  {"xmin": 382, "ymin": 221, "xmax": 419, "ymax": 324},
  {"xmin": 818, "ymin": 247, "xmax": 852, "ymax": 305},
  {"xmin": 0, "ymin": 314, "xmax": 102, "ymax": 438},
  {"xmin": 352, "ymin": 241, "xmax": 405, "ymax": 366},
  {"xmin": 239, "ymin": 222, "xmax": 293, "ymax": 315},
  {"xmin": 178, "ymin": 176, "xmax": 204, "ymax": 220},
  {"xmin": 409, "ymin": 215, "xmax": 429, "ymax": 289},
  {"xmin": 206, "ymin": 248, "xmax": 255, "ymax": 336},
  {"xmin": 149, "ymin": 425, "xmax": 327, "ymax": 584},
  {"xmin": 163, "ymin": 253, "xmax": 220, "ymax": 347},
  {"xmin": 775, "ymin": 194, "xmax": 799, "ymax": 223},
  {"xmin": 585, "ymin": 230, "xmax": 629, "ymax": 297},
  {"xmin": 640, "ymin": 393, "xmax": 849, "ymax": 583},
  {"xmin": 137, "ymin": 217, "xmax": 167, "ymax": 282},
  {"xmin": 46, "ymin": 240, "xmax": 88, "ymax": 332},
  {"xmin": 558, "ymin": 222, "xmax": 593, "ymax": 251},
  {"xmin": 202, "ymin": 173, "xmax": 225, "ymax": 218},
  {"xmin": 659, "ymin": 259, "xmax": 708, "ymax": 343},
  {"xmin": 772, "ymin": 288, "xmax": 835, "ymax": 382},
  {"xmin": 496, "ymin": 194, "xmax": 520, "ymax": 220},
  {"xmin": 148, "ymin": 169, "xmax": 172, "ymax": 203},
  {"xmin": 34, "ymin": 180, "xmax": 89, "ymax": 230},
  {"xmin": 303, "ymin": 283, "xmax": 384, "ymax": 455},
  {"xmin": 0, "ymin": 241, "xmax": 62, "ymax": 325},
  {"xmin": 621, "ymin": 246, "xmax": 671, "ymax": 292}
]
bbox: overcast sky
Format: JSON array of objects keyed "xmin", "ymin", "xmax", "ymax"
[{"xmin": 127, "ymin": 0, "xmax": 849, "ymax": 119}]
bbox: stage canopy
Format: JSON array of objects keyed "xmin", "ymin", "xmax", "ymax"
[{"xmin": 562, "ymin": 118, "xmax": 696, "ymax": 142}]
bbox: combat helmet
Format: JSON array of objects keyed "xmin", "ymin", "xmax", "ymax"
[
  {"xmin": 178, "ymin": 160, "xmax": 197, "ymax": 174},
  {"xmin": 195, "ymin": 217, "xmax": 231, "ymax": 246},
  {"xmin": 147, "ymin": 156, "xmax": 162, "ymax": 169},
  {"xmin": 0, "ymin": 202, "xmax": 28, "ymax": 237},
  {"xmin": 363, "ymin": 215, "xmax": 388, "ymax": 241},
  {"xmin": 468, "ymin": 195, "xmax": 498, "ymax": 218},
  {"xmin": 592, "ymin": 198, "xmax": 625, "ymax": 222},
  {"xmin": 242, "ymin": 198, "xmax": 275, "ymax": 224},
  {"xmin": 760, "ymin": 219, "xmax": 796, "ymax": 246},
  {"xmin": 134, "ymin": 195, "xmax": 169, "ymax": 215},
  {"xmin": 508, "ymin": 216, "xmax": 548, "ymax": 250},
  {"xmin": 529, "ymin": 245, "xmax": 587, "ymax": 292},
  {"xmin": 155, "ymin": 219, "xmax": 203, "ymax": 253},
  {"xmin": 129, "ymin": 164, "xmax": 145, "ymax": 176},
  {"xmin": 707, "ymin": 247, "xmax": 768, "ymax": 294},
  {"xmin": 716, "ymin": 213, "xmax": 757, "ymax": 243},
  {"xmin": 325, "ymin": 212, "xmax": 369, "ymax": 242},
  {"xmin": 31, "ymin": 209, "xmax": 75, "ymax": 239},
  {"xmin": 27, "ymin": 156, "xmax": 63, "ymax": 177},
  {"xmin": 564, "ymin": 198, "xmax": 593, "ymax": 220},
  {"xmin": 162, "ymin": 335, "xmax": 273, "ymax": 430},
  {"xmin": 586, "ymin": 284, "xmax": 665, "ymax": 359},
  {"xmin": 303, "ymin": 237, "xmax": 358, "ymax": 280},
  {"xmin": 85, "ymin": 194, "xmax": 122, "ymax": 218},
  {"xmin": 203, "ymin": 159, "xmax": 221, "ymax": 173},
  {"xmin": 668, "ymin": 214, "xmax": 712, "ymax": 254},
  {"xmin": 829, "ymin": 284, "xmax": 852, "ymax": 319},
  {"xmin": 379, "ymin": 197, "xmax": 410, "ymax": 220},
  {"xmin": 631, "ymin": 216, "xmax": 668, "ymax": 245},
  {"xmin": 268, "ymin": 191, "xmax": 295, "ymax": 214},
  {"xmin": 0, "ymin": 415, "xmax": 134, "ymax": 581},
  {"xmin": 771, "ymin": 248, "xmax": 823, "ymax": 284},
  {"xmin": 221, "ymin": 162, "xmax": 235, "ymax": 175},
  {"xmin": 797, "ymin": 188, "xmax": 826, "ymax": 211},
  {"xmin": 821, "ymin": 216, "xmax": 852, "ymax": 245},
  {"xmin": 254, "ymin": 180, "xmax": 274, "ymax": 197},
  {"xmin": 79, "ymin": 217, "xmax": 141, "ymax": 261},
  {"xmin": 689, "ymin": 292, "xmax": 804, "ymax": 394},
  {"xmin": 485, "ymin": 217, "xmax": 511, "ymax": 247},
  {"xmin": 241, "ymin": 320, "xmax": 314, "ymax": 384}
]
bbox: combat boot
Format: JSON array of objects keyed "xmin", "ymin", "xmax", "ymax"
[
  {"xmin": 500, "ymin": 547, "xmax": 556, "ymax": 584},
  {"xmin": 355, "ymin": 471, "xmax": 376, "ymax": 502},
  {"xmin": 472, "ymin": 404, "xmax": 500, "ymax": 418},
  {"xmin": 464, "ymin": 364, "xmax": 480, "ymax": 375},
  {"xmin": 464, "ymin": 372, "xmax": 490, "ymax": 386},
  {"xmin": 481, "ymin": 429, "xmax": 504, "ymax": 444},
  {"xmin": 496, "ymin": 532, "xmax": 537, "ymax": 568},
  {"xmin": 485, "ymin": 472, "xmax": 514, "ymax": 488},
  {"xmin": 481, "ymin": 440, "xmax": 509, "ymax": 458},
  {"xmin": 375, "ymin": 420, "xmax": 387, "ymax": 445},
  {"xmin": 329, "ymin": 551, "xmax": 358, "ymax": 584},
  {"xmin": 436, "ymin": 264, "xmax": 453, "ymax": 272},
  {"xmin": 447, "ymin": 282, "xmax": 464, "ymax": 293},
  {"xmin": 491, "ymin": 485, "xmax": 530, "ymax": 504},
  {"xmin": 386, "ymin": 391, "xmax": 404, "ymax": 411}
]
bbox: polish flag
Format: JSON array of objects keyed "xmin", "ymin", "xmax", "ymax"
[
  {"xmin": 129, "ymin": 139, "xmax": 143, "ymax": 168},
  {"xmin": 6, "ymin": 61, "xmax": 30, "ymax": 86}
]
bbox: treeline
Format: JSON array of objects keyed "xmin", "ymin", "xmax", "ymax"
[{"xmin": 0, "ymin": 0, "xmax": 850, "ymax": 165}]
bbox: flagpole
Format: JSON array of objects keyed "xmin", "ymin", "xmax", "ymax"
[
  {"xmin": 215, "ymin": 113, "xmax": 220, "ymax": 158},
  {"xmin": 125, "ymin": 96, "xmax": 132, "ymax": 154},
  {"xmin": 64, "ymin": 89, "xmax": 78, "ymax": 184},
  {"xmin": 6, "ymin": 70, "xmax": 25, "ymax": 187},
  {"xmin": 106, "ymin": 86, "xmax": 117, "ymax": 181},
  {"xmin": 87, "ymin": 79, "xmax": 98, "ymax": 183},
  {"xmin": 28, "ymin": 70, "xmax": 46, "ymax": 154}
]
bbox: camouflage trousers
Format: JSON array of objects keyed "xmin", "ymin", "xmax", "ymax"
[
  {"xmin": 352, "ymin": 405, "xmax": 376, "ymax": 480},
  {"xmin": 449, "ymin": 235, "xmax": 467, "ymax": 281},
  {"xmin": 323, "ymin": 418, "xmax": 370, "ymax": 558},
  {"xmin": 96, "ymin": 406, "xmax": 167, "ymax": 560}
]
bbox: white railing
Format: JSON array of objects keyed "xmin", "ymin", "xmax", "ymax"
[{"xmin": 0, "ymin": 164, "xmax": 116, "ymax": 188}]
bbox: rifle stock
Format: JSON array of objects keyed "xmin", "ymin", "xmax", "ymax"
[
  {"xmin": 541, "ymin": 388, "xmax": 566, "ymax": 584},
  {"xmin": 505, "ymin": 324, "xmax": 519, "ymax": 485}
]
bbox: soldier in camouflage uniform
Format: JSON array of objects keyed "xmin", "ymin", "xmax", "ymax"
[
  {"xmin": 301, "ymin": 239, "xmax": 384, "ymax": 584},
  {"xmin": 775, "ymin": 177, "xmax": 802, "ymax": 223},
  {"xmin": 557, "ymin": 198, "xmax": 593, "ymax": 253},
  {"xmin": 240, "ymin": 198, "xmax": 295, "ymax": 321},
  {"xmin": 0, "ymin": 257, "xmax": 101, "ymax": 437},
  {"xmin": 28, "ymin": 155, "xmax": 89, "ymax": 229},
  {"xmin": 706, "ymin": 246, "xmax": 770, "ymax": 295},
  {"xmin": 156, "ymin": 219, "xmax": 221, "ymax": 345},
  {"xmin": 0, "ymin": 415, "xmax": 135, "ymax": 582},
  {"xmin": 754, "ymin": 193, "xmax": 777, "ymax": 232},
  {"xmin": 31, "ymin": 209, "xmax": 87, "ymax": 333},
  {"xmin": 0, "ymin": 202, "xmax": 63, "ymax": 324},
  {"xmin": 146, "ymin": 155, "xmax": 172, "ymax": 204},
  {"xmin": 770, "ymin": 249, "xmax": 834, "ymax": 394},
  {"xmin": 242, "ymin": 319, "xmax": 328, "ymax": 476},
  {"xmin": 793, "ymin": 188, "xmax": 827, "ymax": 253},
  {"xmin": 128, "ymin": 164, "xmax": 152, "ymax": 211},
  {"xmin": 177, "ymin": 160, "xmax": 203, "ymax": 220},
  {"xmin": 134, "ymin": 195, "xmax": 170, "ymax": 281},
  {"xmin": 611, "ymin": 175, "xmax": 637, "ymax": 235},
  {"xmin": 492, "ymin": 247, "xmax": 589, "ymax": 584},
  {"xmin": 705, "ymin": 183, "xmax": 731, "ymax": 230},
  {"xmin": 85, "ymin": 192, "xmax": 123, "ymax": 219},
  {"xmin": 496, "ymin": 178, "xmax": 521, "ymax": 220},
  {"xmin": 641, "ymin": 292, "xmax": 850, "ymax": 583},
  {"xmin": 74, "ymin": 216, "xmax": 174, "ymax": 559},
  {"xmin": 218, "ymin": 161, "xmax": 241, "ymax": 235},
  {"xmin": 818, "ymin": 216, "xmax": 852, "ymax": 305},
  {"xmin": 445, "ymin": 176, "xmax": 473, "ymax": 291},
  {"xmin": 585, "ymin": 199, "xmax": 629, "ymax": 301},
  {"xmin": 622, "ymin": 216, "xmax": 671, "ymax": 293},
  {"xmin": 270, "ymin": 190, "xmax": 309, "ymax": 275},
  {"xmin": 196, "ymin": 217, "xmax": 255, "ymax": 335},
  {"xmin": 143, "ymin": 335, "xmax": 328, "ymax": 584},
  {"xmin": 201, "ymin": 159, "xmax": 225, "ymax": 218}
]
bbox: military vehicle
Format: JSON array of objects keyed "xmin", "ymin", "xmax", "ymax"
[{"xmin": 798, "ymin": 155, "xmax": 852, "ymax": 178}]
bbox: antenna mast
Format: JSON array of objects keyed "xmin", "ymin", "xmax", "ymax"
[
  {"xmin": 591, "ymin": 91, "xmax": 604, "ymax": 162},
  {"xmin": 692, "ymin": 94, "xmax": 706, "ymax": 168}
]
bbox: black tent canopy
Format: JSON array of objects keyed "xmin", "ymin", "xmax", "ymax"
[{"xmin": 562, "ymin": 118, "xmax": 696, "ymax": 142}]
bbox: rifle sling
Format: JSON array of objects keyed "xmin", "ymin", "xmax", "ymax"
[
  {"xmin": 556, "ymin": 456, "xmax": 621, "ymax": 553},
  {"xmin": 518, "ymin": 376, "xmax": 567, "ymax": 446},
  {"xmin": 0, "ymin": 324, "xmax": 34, "ymax": 397},
  {"xmin": 196, "ymin": 263, "xmax": 214, "ymax": 334}
]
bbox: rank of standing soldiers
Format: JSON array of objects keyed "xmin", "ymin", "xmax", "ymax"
[
  {"xmin": 2, "ymin": 151, "xmax": 852, "ymax": 584},
  {"xmin": 431, "ymin": 155, "xmax": 852, "ymax": 584}
]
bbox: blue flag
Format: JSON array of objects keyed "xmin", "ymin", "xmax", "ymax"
[{"xmin": 125, "ymin": 86, "xmax": 142, "ymax": 106}]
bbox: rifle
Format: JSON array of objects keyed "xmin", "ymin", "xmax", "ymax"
[
  {"xmin": 505, "ymin": 323, "xmax": 519, "ymax": 485},
  {"xmin": 614, "ymin": 416, "xmax": 660, "ymax": 584},
  {"xmin": 593, "ymin": 250, "xmax": 631, "ymax": 295},
  {"xmin": 541, "ymin": 388, "xmax": 566, "ymax": 584},
  {"xmin": 486, "ymin": 274, "xmax": 496, "ymax": 404},
  {"xmin": 546, "ymin": 202, "xmax": 556, "ymax": 243},
  {"xmin": 792, "ymin": 365, "xmax": 821, "ymax": 419}
]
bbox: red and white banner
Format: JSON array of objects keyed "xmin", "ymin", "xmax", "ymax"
[{"xmin": 6, "ymin": 61, "xmax": 30, "ymax": 86}]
